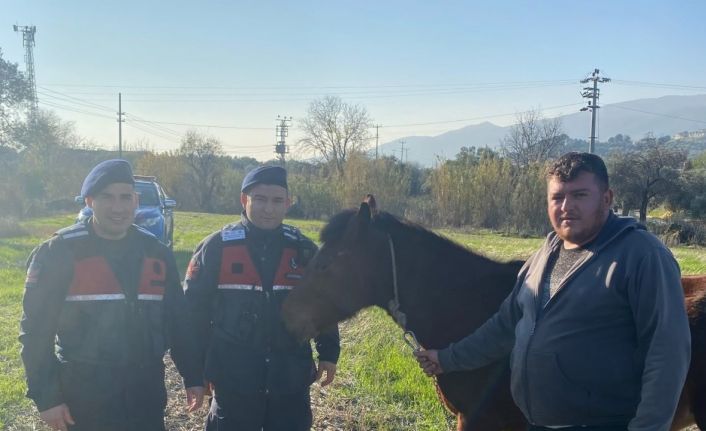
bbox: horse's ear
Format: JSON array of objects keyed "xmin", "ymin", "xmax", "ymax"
[
  {"xmin": 357, "ymin": 201, "xmax": 372, "ymax": 225},
  {"xmin": 347, "ymin": 197, "xmax": 374, "ymax": 240},
  {"xmin": 364, "ymin": 194, "xmax": 378, "ymax": 215}
]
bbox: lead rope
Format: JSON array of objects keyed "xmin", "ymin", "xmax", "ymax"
[
  {"xmin": 386, "ymin": 234, "xmax": 456, "ymax": 415},
  {"xmin": 386, "ymin": 234, "xmax": 407, "ymax": 329}
]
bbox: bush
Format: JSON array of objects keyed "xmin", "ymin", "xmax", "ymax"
[{"xmin": 648, "ymin": 217, "xmax": 706, "ymax": 246}]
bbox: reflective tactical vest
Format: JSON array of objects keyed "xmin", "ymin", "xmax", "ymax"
[
  {"xmin": 52, "ymin": 223, "xmax": 171, "ymax": 365},
  {"xmin": 202, "ymin": 223, "xmax": 316, "ymax": 394}
]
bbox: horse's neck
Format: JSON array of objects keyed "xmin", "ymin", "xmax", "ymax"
[{"xmin": 392, "ymin": 231, "xmax": 520, "ymax": 349}]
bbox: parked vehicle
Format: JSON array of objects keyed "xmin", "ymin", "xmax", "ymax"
[{"xmin": 76, "ymin": 175, "xmax": 176, "ymax": 247}]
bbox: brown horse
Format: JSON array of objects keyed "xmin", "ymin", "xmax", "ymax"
[{"xmin": 283, "ymin": 196, "xmax": 706, "ymax": 431}]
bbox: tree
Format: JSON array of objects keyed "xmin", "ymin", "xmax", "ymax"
[
  {"xmin": 501, "ymin": 109, "xmax": 566, "ymax": 167},
  {"xmin": 178, "ymin": 130, "xmax": 225, "ymax": 212},
  {"xmin": 0, "ymin": 49, "xmax": 31, "ymax": 150},
  {"xmin": 667, "ymin": 167, "xmax": 706, "ymax": 219},
  {"xmin": 608, "ymin": 135, "xmax": 687, "ymax": 223},
  {"xmin": 297, "ymin": 95, "xmax": 372, "ymax": 176},
  {"xmin": 135, "ymin": 151, "xmax": 186, "ymax": 198}
]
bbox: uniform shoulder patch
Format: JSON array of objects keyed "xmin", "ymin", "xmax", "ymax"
[
  {"xmin": 25, "ymin": 252, "xmax": 43, "ymax": 284},
  {"xmin": 221, "ymin": 224, "xmax": 246, "ymax": 242},
  {"xmin": 185, "ymin": 256, "xmax": 201, "ymax": 280},
  {"xmin": 55, "ymin": 223, "xmax": 89, "ymax": 240},
  {"xmin": 281, "ymin": 224, "xmax": 302, "ymax": 241},
  {"xmin": 134, "ymin": 224, "xmax": 158, "ymax": 239}
]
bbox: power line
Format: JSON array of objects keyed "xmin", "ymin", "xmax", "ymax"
[
  {"xmin": 124, "ymin": 114, "xmax": 183, "ymax": 137},
  {"xmin": 39, "ymin": 93, "xmax": 583, "ymax": 132},
  {"xmin": 381, "ymin": 103, "xmax": 583, "ymax": 128},
  {"xmin": 121, "ymin": 119, "xmax": 273, "ymax": 130},
  {"xmin": 39, "ymin": 99, "xmax": 115, "ymax": 120},
  {"xmin": 38, "ymin": 86, "xmax": 115, "ymax": 112},
  {"xmin": 39, "ymin": 79, "xmax": 579, "ymax": 91},
  {"xmin": 604, "ymin": 105, "xmax": 706, "ymax": 125},
  {"xmin": 125, "ymin": 122, "xmax": 182, "ymax": 144},
  {"xmin": 612, "ymin": 80, "xmax": 706, "ymax": 91}
]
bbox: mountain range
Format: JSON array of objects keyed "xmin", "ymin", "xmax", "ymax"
[{"xmin": 379, "ymin": 94, "xmax": 706, "ymax": 166}]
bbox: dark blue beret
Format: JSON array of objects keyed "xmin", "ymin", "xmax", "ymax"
[
  {"xmin": 81, "ymin": 159, "xmax": 134, "ymax": 197},
  {"xmin": 241, "ymin": 165, "xmax": 288, "ymax": 193}
]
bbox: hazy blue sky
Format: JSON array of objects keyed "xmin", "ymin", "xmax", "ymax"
[{"xmin": 2, "ymin": 0, "xmax": 705, "ymax": 159}]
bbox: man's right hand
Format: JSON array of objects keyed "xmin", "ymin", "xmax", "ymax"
[
  {"xmin": 413, "ymin": 349, "xmax": 444, "ymax": 376},
  {"xmin": 39, "ymin": 404, "xmax": 75, "ymax": 431}
]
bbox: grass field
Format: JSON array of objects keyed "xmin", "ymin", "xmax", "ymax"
[{"xmin": 1, "ymin": 212, "xmax": 705, "ymax": 430}]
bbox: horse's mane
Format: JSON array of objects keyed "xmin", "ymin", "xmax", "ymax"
[
  {"xmin": 321, "ymin": 208, "xmax": 499, "ymax": 265},
  {"xmin": 320, "ymin": 209, "xmax": 357, "ymax": 243}
]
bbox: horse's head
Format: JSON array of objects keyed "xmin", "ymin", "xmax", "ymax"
[{"xmin": 283, "ymin": 195, "xmax": 393, "ymax": 340}]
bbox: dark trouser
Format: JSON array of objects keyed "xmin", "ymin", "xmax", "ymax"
[
  {"xmin": 528, "ymin": 426, "xmax": 628, "ymax": 431},
  {"xmin": 60, "ymin": 361, "xmax": 167, "ymax": 431},
  {"xmin": 206, "ymin": 391, "xmax": 312, "ymax": 431}
]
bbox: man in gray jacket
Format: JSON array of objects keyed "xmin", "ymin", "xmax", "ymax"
[{"xmin": 415, "ymin": 152, "xmax": 690, "ymax": 431}]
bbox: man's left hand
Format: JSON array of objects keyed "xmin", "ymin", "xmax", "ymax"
[
  {"xmin": 185, "ymin": 386, "xmax": 205, "ymax": 412},
  {"xmin": 315, "ymin": 361, "xmax": 337, "ymax": 387}
]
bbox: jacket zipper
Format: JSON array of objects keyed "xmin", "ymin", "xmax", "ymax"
[{"xmin": 524, "ymin": 320, "xmax": 536, "ymax": 424}]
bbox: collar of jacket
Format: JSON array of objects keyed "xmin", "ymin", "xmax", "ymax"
[
  {"xmin": 545, "ymin": 211, "xmax": 642, "ymax": 256},
  {"xmin": 239, "ymin": 212, "xmax": 283, "ymax": 241}
]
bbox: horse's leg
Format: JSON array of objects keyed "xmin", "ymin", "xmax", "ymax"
[{"xmin": 693, "ymin": 391, "xmax": 706, "ymax": 430}]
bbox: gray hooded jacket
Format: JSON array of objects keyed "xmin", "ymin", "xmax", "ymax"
[{"xmin": 438, "ymin": 213, "xmax": 690, "ymax": 430}]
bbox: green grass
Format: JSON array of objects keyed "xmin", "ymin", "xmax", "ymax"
[{"xmin": 1, "ymin": 212, "xmax": 704, "ymax": 429}]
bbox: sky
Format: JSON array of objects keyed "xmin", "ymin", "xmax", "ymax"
[{"xmin": 2, "ymin": 0, "xmax": 706, "ymax": 160}]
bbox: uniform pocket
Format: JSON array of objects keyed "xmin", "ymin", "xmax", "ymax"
[
  {"xmin": 217, "ymin": 292, "xmax": 261, "ymax": 343},
  {"xmin": 205, "ymin": 332, "xmax": 266, "ymax": 394}
]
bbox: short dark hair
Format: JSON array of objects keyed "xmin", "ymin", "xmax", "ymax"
[{"xmin": 546, "ymin": 152, "xmax": 609, "ymax": 190}]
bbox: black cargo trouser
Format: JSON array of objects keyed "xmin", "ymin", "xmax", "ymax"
[
  {"xmin": 206, "ymin": 390, "xmax": 312, "ymax": 431},
  {"xmin": 60, "ymin": 360, "xmax": 168, "ymax": 431}
]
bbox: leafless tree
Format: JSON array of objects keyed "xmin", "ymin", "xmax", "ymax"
[
  {"xmin": 297, "ymin": 95, "xmax": 372, "ymax": 176},
  {"xmin": 501, "ymin": 109, "xmax": 566, "ymax": 167},
  {"xmin": 179, "ymin": 130, "xmax": 225, "ymax": 212}
]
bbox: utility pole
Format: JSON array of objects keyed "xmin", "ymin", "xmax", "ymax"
[
  {"xmin": 375, "ymin": 124, "xmax": 381, "ymax": 159},
  {"xmin": 580, "ymin": 68, "xmax": 610, "ymax": 154},
  {"xmin": 275, "ymin": 115, "xmax": 292, "ymax": 166},
  {"xmin": 117, "ymin": 93, "xmax": 125, "ymax": 158},
  {"xmin": 13, "ymin": 25, "xmax": 38, "ymax": 121},
  {"xmin": 399, "ymin": 140, "xmax": 406, "ymax": 163}
]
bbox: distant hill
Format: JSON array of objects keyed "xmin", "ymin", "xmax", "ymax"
[{"xmin": 380, "ymin": 94, "xmax": 706, "ymax": 166}]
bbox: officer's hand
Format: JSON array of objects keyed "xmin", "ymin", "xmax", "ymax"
[
  {"xmin": 185, "ymin": 386, "xmax": 205, "ymax": 413},
  {"xmin": 315, "ymin": 361, "xmax": 337, "ymax": 387},
  {"xmin": 39, "ymin": 403, "xmax": 75, "ymax": 431},
  {"xmin": 414, "ymin": 349, "xmax": 444, "ymax": 376}
]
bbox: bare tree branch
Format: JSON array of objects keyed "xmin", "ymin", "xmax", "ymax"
[
  {"xmin": 501, "ymin": 109, "xmax": 566, "ymax": 167},
  {"xmin": 297, "ymin": 95, "xmax": 372, "ymax": 176},
  {"xmin": 178, "ymin": 130, "xmax": 225, "ymax": 212}
]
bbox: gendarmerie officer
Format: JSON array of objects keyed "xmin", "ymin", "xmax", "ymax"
[
  {"xmin": 20, "ymin": 159, "xmax": 204, "ymax": 431},
  {"xmin": 185, "ymin": 165, "xmax": 340, "ymax": 431}
]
